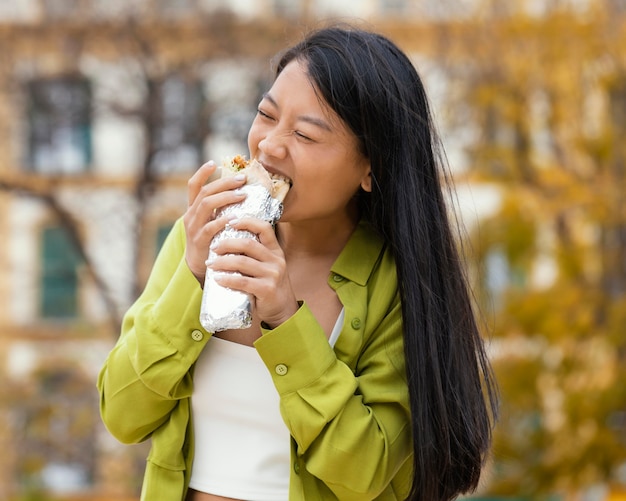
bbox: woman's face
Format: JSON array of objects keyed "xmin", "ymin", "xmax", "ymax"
[{"xmin": 247, "ymin": 60, "xmax": 371, "ymax": 224}]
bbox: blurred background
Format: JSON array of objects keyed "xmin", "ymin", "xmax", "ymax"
[{"xmin": 0, "ymin": 0, "xmax": 625, "ymax": 500}]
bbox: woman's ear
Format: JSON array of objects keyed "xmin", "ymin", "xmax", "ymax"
[{"xmin": 360, "ymin": 165, "xmax": 372, "ymax": 193}]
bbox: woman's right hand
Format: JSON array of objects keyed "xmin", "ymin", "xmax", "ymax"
[{"xmin": 183, "ymin": 161, "xmax": 247, "ymax": 283}]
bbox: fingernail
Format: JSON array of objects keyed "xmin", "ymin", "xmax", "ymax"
[
  {"xmin": 210, "ymin": 240, "xmax": 219, "ymax": 250},
  {"xmin": 233, "ymin": 188, "xmax": 246, "ymax": 196},
  {"xmin": 234, "ymin": 174, "xmax": 246, "ymax": 181}
]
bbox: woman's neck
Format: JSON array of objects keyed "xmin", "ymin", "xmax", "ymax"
[{"xmin": 276, "ymin": 213, "xmax": 359, "ymax": 261}]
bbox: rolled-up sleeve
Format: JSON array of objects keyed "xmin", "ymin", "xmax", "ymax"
[
  {"xmin": 255, "ymin": 245, "xmax": 412, "ymax": 500},
  {"xmin": 98, "ymin": 218, "xmax": 209, "ymax": 444}
]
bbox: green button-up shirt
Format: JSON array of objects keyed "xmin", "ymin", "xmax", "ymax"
[{"xmin": 98, "ymin": 217, "xmax": 412, "ymax": 500}]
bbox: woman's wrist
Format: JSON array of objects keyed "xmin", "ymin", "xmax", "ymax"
[{"xmin": 261, "ymin": 301, "xmax": 303, "ymax": 330}]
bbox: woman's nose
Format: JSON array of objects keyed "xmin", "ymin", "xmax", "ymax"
[{"xmin": 257, "ymin": 131, "xmax": 287, "ymax": 159}]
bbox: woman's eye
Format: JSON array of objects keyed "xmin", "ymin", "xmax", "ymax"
[
  {"xmin": 257, "ymin": 109, "xmax": 273, "ymax": 120},
  {"xmin": 294, "ymin": 131, "xmax": 313, "ymax": 142}
]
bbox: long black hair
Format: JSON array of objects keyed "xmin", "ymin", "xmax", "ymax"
[{"xmin": 276, "ymin": 25, "xmax": 498, "ymax": 501}]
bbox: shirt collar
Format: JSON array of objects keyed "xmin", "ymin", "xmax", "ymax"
[{"xmin": 331, "ymin": 219, "xmax": 385, "ymax": 287}]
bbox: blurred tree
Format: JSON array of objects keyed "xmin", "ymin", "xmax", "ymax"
[
  {"xmin": 0, "ymin": 5, "xmax": 299, "ymax": 498},
  {"xmin": 415, "ymin": 1, "xmax": 626, "ymax": 498},
  {"xmin": 1, "ymin": 2, "xmax": 623, "ymax": 499},
  {"xmin": 0, "ymin": 8, "xmax": 297, "ymax": 333}
]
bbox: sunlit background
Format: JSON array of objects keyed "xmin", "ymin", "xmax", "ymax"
[{"xmin": 0, "ymin": 0, "xmax": 625, "ymax": 500}]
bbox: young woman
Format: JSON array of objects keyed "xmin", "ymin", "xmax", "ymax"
[{"xmin": 98, "ymin": 25, "xmax": 498, "ymax": 501}]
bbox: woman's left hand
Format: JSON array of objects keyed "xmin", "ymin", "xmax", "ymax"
[{"xmin": 208, "ymin": 218, "xmax": 299, "ymax": 329}]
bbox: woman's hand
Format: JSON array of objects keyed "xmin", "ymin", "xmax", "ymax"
[
  {"xmin": 207, "ymin": 217, "xmax": 299, "ymax": 329},
  {"xmin": 183, "ymin": 161, "xmax": 247, "ymax": 283}
]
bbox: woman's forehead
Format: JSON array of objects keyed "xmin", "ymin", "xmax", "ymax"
[{"xmin": 268, "ymin": 61, "xmax": 346, "ymax": 130}]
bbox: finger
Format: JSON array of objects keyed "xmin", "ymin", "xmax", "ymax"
[
  {"xmin": 211, "ymin": 271, "xmax": 254, "ymax": 296},
  {"xmin": 227, "ymin": 217, "xmax": 280, "ymax": 249},
  {"xmin": 199, "ymin": 173, "xmax": 247, "ymax": 199},
  {"xmin": 211, "ymin": 259, "xmax": 293, "ymax": 327},
  {"xmin": 188, "ymin": 161, "xmax": 217, "ymax": 206},
  {"xmin": 210, "ymin": 261, "xmax": 279, "ymax": 299},
  {"xmin": 210, "ymin": 237, "xmax": 269, "ymax": 268},
  {"xmin": 193, "ymin": 188, "xmax": 246, "ymax": 224},
  {"xmin": 185, "ymin": 213, "xmax": 238, "ymax": 281},
  {"xmin": 188, "ymin": 163, "xmax": 247, "ymax": 209}
]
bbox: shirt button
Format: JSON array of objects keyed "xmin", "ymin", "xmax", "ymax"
[
  {"xmin": 275, "ymin": 364, "xmax": 288, "ymax": 376},
  {"xmin": 191, "ymin": 330, "xmax": 204, "ymax": 342},
  {"xmin": 332, "ymin": 274, "xmax": 343, "ymax": 282},
  {"xmin": 294, "ymin": 461, "xmax": 300, "ymax": 475},
  {"xmin": 351, "ymin": 318, "xmax": 362, "ymax": 329}
]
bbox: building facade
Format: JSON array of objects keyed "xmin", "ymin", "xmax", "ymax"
[
  {"xmin": 3, "ymin": 1, "xmax": 624, "ymax": 500},
  {"xmin": 0, "ymin": 1, "xmax": 447, "ymax": 499}
]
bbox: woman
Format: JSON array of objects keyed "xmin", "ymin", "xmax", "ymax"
[{"xmin": 98, "ymin": 25, "xmax": 498, "ymax": 501}]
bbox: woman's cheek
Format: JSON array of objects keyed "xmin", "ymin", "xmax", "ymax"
[{"xmin": 247, "ymin": 119, "xmax": 266, "ymax": 152}]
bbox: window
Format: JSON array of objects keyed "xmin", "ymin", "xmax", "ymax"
[
  {"xmin": 272, "ymin": 0, "xmax": 301, "ymax": 18},
  {"xmin": 40, "ymin": 225, "xmax": 81, "ymax": 319},
  {"xmin": 379, "ymin": 0, "xmax": 408, "ymax": 16},
  {"xmin": 28, "ymin": 77, "xmax": 92, "ymax": 174},
  {"xmin": 42, "ymin": 0, "xmax": 81, "ymax": 20},
  {"xmin": 156, "ymin": 0, "xmax": 195, "ymax": 17},
  {"xmin": 149, "ymin": 75, "xmax": 205, "ymax": 175},
  {"xmin": 15, "ymin": 366, "xmax": 97, "ymax": 493}
]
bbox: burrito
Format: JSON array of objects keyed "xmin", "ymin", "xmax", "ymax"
[
  {"xmin": 220, "ymin": 154, "xmax": 290, "ymax": 202},
  {"xmin": 199, "ymin": 156, "xmax": 291, "ymax": 332}
]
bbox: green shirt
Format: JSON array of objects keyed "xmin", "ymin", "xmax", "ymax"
[{"xmin": 98, "ymin": 218, "xmax": 413, "ymax": 500}]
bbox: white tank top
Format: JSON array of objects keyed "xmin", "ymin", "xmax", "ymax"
[{"xmin": 189, "ymin": 309, "xmax": 344, "ymax": 500}]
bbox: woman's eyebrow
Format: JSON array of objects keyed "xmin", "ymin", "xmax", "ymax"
[{"xmin": 262, "ymin": 92, "xmax": 333, "ymax": 132}]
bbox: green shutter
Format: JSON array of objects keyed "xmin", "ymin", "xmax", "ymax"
[
  {"xmin": 40, "ymin": 226, "xmax": 80, "ymax": 318},
  {"xmin": 28, "ymin": 78, "xmax": 92, "ymax": 173},
  {"xmin": 156, "ymin": 223, "xmax": 174, "ymax": 253}
]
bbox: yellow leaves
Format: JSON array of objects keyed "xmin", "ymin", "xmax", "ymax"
[
  {"xmin": 499, "ymin": 282, "xmax": 605, "ymax": 340},
  {"xmin": 416, "ymin": 6, "xmax": 626, "ymax": 496},
  {"xmin": 606, "ymin": 296, "xmax": 626, "ymax": 346}
]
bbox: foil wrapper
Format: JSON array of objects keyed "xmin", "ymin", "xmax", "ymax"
[{"xmin": 199, "ymin": 184, "xmax": 284, "ymax": 332}]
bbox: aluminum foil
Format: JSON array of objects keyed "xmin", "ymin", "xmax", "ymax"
[{"xmin": 199, "ymin": 184, "xmax": 284, "ymax": 332}]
